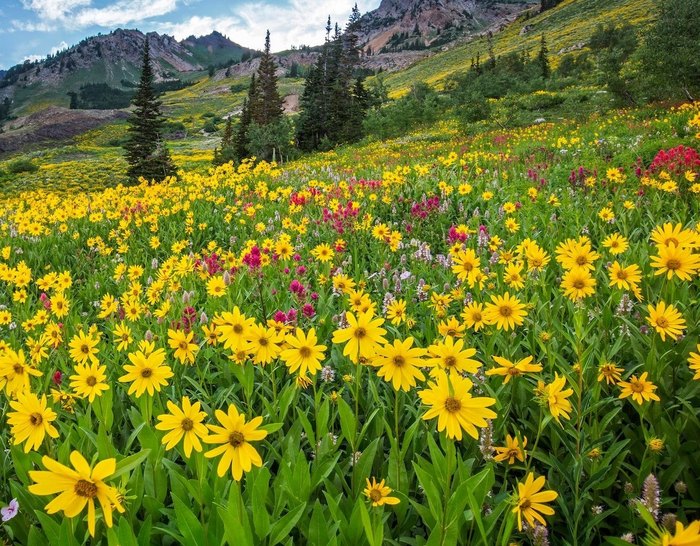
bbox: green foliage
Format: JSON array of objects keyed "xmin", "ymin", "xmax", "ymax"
[
  {"xmin": 363, "ymin": 83, "xmax": 443, "ymax": 140},
  {"xmin": 589, "ymin": 23, "xmax": 638, "ymax": 104},
  {"xmin": 212, "ymin": 116, "xmax": 236, "ymax": 166},
  {"xmin": 0, "ymin": 97, "xmax": 12, "ymax": 124},
  {"xmin": 122, "ymin": 39, "xmax": 177, "ymax": 184},
  {"xmin": 639, "ymin": 0, "xmax": 700, "ymax": 101},
  {"xmin": 246, "ymin": 117, "xmax": 296, "ymax": 163},
  {"xmin": 6, "ymin": 159, "xmax": 38, "ymax": 174},
  {"xmin": 296, "ymin": 7, "xmax": 369, "ymax": 152},
  {"xmin": 69, "ymin": 83, "xmax": 134, "ymax": 110},
  {"xmin": 232, "ymin": 31, "xmax": 288, "ymax": 163}
]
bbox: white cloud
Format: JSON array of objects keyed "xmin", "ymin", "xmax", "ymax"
[
  {"xmin": 72, "ymin": 0, "xmax": 178, "ymax": 28},
  {"xmin": 16, "ymin": 0, "xmax": 180, "ymax": 30},
  {"xmin": 50, "ymin": 40, "xmax": 69, "ymax": 53},
  {"xmin": 23, "ymin": 54, "xmax": 44, "ymax": 62},
  {"xmin": 158, "ymin": 0, "xmax": 378, "ymax": 50},
  {"xmin": 20, "ymin": 0, "xmax": 92, "ymax": 21}
]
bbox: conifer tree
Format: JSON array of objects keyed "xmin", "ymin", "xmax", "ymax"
[
  {"xmin": 537, "ymin": 34, "xmax": 551, "ymax": 79},
  {"xmin": 296, "ymin": 9, "xmax": 369, "ymax": 151},
  {"xmin": 213, "ymin": 116, "xmax": 236, "ymax": 166},
  {"xmin": 255, "ymin": 30, "xmax": 284, "ymax": 125},
  {"xmin": 123, "ymin": 39, "xmax": 176, "ymax": 184}
]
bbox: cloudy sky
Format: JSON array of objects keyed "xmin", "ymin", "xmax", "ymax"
[{"xmin": 0, "ymin": 0, "xmax": 380, "ymax": 69}]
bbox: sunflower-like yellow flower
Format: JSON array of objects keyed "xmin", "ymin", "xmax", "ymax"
[
  {"xmin": 560, "ymin": 268, "xmax": 596, "ymax": 301},
  {"xmin": 654, "ymin": 519, "xmax": 700, "ymax": 546},
  {"xmin": 68, "ymin": 330, "xmax": 100, "ymax": 365},
  {"xmin": 646, "ymin": 301, "xmax": 686, "ymax": 341},
  {"xmin": 280, "ymin": 328, "xmax": 326, "ymax": 377},
  {"xmin": 689, "ymin": 345, "xmax": 700, "ymax": 380},
  {"xmin": 650, "ymin": 222, "xmax": 698, "ymax": 249},
  {"xmin": 155, "ymin": 396, "xmax": 208, "ymax": 458},
  {"xmin": 372, "ymin": 337, "xmax": 426, "ymax": 392},
  {"xmin": 0, "ymin": 348, "xmax": 42, "ymax": 396},
  {"xmin": 483, "ymin": 292, "xmax": 527, "ymax": 331},
  {"xmin": 204, "ymin": 404, "xmax": 267, "ymax": 480},
  {"xmin": 650, "ymin": 243, "xmax": 700, "ymax": 281},
  {"xmin": 418, "ymin": 370, "xmax": 496, "ymax": 441},
  {"xmin": 243, "ymin": 323, "xmax": 284, "ymax": 365},
  {"xmin": 494, "ymin": 434, "xmax": 527, "ymax": 464},
  {"xmin": 206, "ymin": 275, "xmax": 227, "ymax": 297},
  {"xmin": 461, "ymin": 302, "xmax": 486, "ymax": 332},
  {"xmin": 618, "ymin": 372, "xmax": 660, "ymax": 405},
  {"xmin": 119, "ymin": 343, "xmax": 174, "ymax": 397},
  {"xmin": 364, "ymin": 477, "xmax": 400, "ymax": 507},
  {"xmin": 332, "ymin": 311, "xmax": 387, "ymax": 364},
  {"xmin": 427, "ymin": 336, "xmax": 480, "ymax": 376},
  {"xmin": 69, "ymin": 361, "xmax": 109, "ymax": 402},
  {"xmin": 602, "ymin": 233, "xmax": 629, "ymax": 255},
  {"xmin": 168, "ymin": 328, "xmax": 199, "ymax": 365},
  {"xmin": 28, "ymin": 451, "xmax": 124, "ymax": 537},
  {"xmin": 7, "ymin": 391, "xmax": 59, "ymax": 452},
  {"xmin": 540, "ymin": 373, "xmax": 573, "ymax": 422},
  {"xmin": 451, "ymin": 248, "xmax": 481, "ymax": 287},
  {"xmin": 486, "ymin": 355, "xmax": 542, "ymax": 384},
  {"xmin": 214, "ymin": 307, "xmax": 256, "ymax": 352},
  {"xmin": 597, "ymin": 362, "xmax": 624, "ymax": 385},
  {"xmin": 512, "ymin": 472, "xmax": 558, "ymax": 531},
  {"xmin": 607, "ymin": 262, "xmax": 642, "ymax": 290}
]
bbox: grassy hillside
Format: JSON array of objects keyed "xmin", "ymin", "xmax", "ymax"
[
  {"xmin": 380, "ymin": 0, "xmax": 657, "ymax": 97},
  {"xmin": 0, "ymin": 98, "xmax": 698, "ymax": 545}
]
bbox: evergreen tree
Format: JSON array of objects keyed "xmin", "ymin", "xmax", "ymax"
[
  {"xmin": 537, "ymin": 34, "xmax": 550, "ymax": 79},
  {"xmin": 213, "ymin": 116, "xmax": 236, "ymax": 166},
  {"xmin": 255, "ymin": 30, "xmax": 284, "ymax": 125},
  {"xmin": 589, "ymin": 23, "xmax": 638, "ymax": 103},
  {"xmin": 0, "ymin": 97, "xmax": 11, "ymax": 124},
  {"xmin": 235, "ymin": 96, "xmax": 252, "ymax": 160},
  {"xmin": 640, "ymin": 0, "xmax": 700, "ymax": 101},
  {"xmin": 123, "ymin": 39, "xmax": 176, "ymax": 184},
  {"xmin": 296, "ymin": 10, "xmax": 369, "ymax": 151}
]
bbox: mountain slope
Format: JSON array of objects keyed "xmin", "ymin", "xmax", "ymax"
[
  {"xmin": 359, "ymin": 0, "xmax": 537, "ymax": 53},
  {"xmin": 0, "ymin": 29, "xmax": 254, "ymax": 115},
  {"xmin": 378, "ymin": 0, "xmax": 657, "ymax": 96}
]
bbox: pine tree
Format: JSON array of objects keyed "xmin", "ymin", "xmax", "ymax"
[
  {"xmin": 213, "ymin": 116, "xmax": 236, "ymax": 166},
  {"xmin": 537, "ymin": 34, "xmax": 551, "ymax": 79},
  {"xmin": 640, "ymin": 0, "xmax": 699, "ymax": 101},
  {"xmin": 296, "ymin": 10, "xmax": 368, "ymax": 151},
  {"xmin": 123, "ymin": 39, "xmax": 176, "ymax": 184},
  {"xmin": 255, "ymin": 30, "xmax": 284, "ymax": 125}
]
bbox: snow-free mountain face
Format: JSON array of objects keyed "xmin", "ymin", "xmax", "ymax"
[
  {"xmin": 0, "ymin": 29, "xmax": 254, "ymax": 111},
  {"xmin": 359, "ymin": 0, "xmax": 536, "ymax": 54}
]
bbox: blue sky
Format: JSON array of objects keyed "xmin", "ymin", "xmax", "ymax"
[{"xmin": 0, "ymin": 0, "xmax": 379, "ymax": 69}]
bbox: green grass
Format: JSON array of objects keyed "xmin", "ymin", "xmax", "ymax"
[{"xmin": 379, "ymin": 0, "xmax": 657, "ymax": 97}]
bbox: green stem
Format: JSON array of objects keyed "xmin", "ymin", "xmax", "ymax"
[
  {"xmin": 524, "ymin": 409, "xmax": 544, "ymax": 475},
  {"xmin": 439, "ymin": 440, "xmax": 455, "ymax": 546},
  {"xmin": 394, "ymin": 389, "xmax": 401, "ymax": 490}
]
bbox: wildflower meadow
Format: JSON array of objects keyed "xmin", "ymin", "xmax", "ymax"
[{"xmin": 1, "ymin": 103, "xmax": 699, "ymax": 545}]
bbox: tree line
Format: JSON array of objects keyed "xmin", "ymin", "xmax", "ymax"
[{"xmin": 124, "ymin": 0, "xmax": 699, "ymax": 184}]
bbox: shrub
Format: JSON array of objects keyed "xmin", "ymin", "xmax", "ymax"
[{"xmin": 7, "ymin": 159, "xmax": 38, "ymax": 174}]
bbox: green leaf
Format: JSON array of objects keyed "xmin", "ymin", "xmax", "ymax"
[
  {"xmin": 34, "ymin": 512, "xmax": 62, "ymax": 546},
  {"xmin": 337, "ymin": 397, "xmax": 357, "ymax": 447},
  {"xmin": 59, "ymin": 516, "xmax": 80, "ymax": 546},
  {"xmin": 308, "ymin": 499, "xmax": 332, "ymax": 544},
  {"xmin": 268, "ymin": 502, "xmax": 307, "ymax": 545},
  {"xmin": 172, "ymin": 493, "xmax": 205, "ymax": 546},
  {"xmin": 413, "ymin": 460, "xmax": 442, "ymax": 525},
  {"xmin": 358, "ymin": 498, "xmax": 376, "ymax": 546},
  {"xmin": 112, "ymin": 449, "xmax": 151, "ymax": 480},
  {"xmin": 116, "ymin": 517, "xmax": 139, "ymax": 546},
  {"xmin": 353, "ymin": 437, "xmax": 380, "ymax": 496},
  {"xmin": 251, "ymin": 467, "xmax": 271, "ymax": 540}
]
